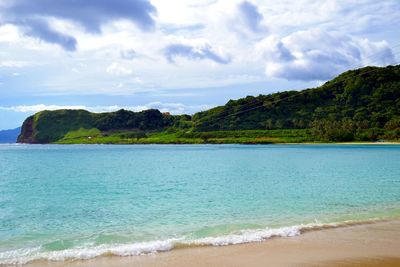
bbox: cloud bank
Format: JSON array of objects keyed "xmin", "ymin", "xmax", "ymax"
[
  {"xmin": 0, "ymin": 102, "xmax": 211, "ymax": 115},
  {"xmin": 164, "ymin": 38, "xmax": 231, "ymax": 64},
  {"xmin": 257, "ymin": 29, "xmax": 396, "ymax": 81},
  {"xmin": 20, "ymin": 18, "xmax": 78, "ymax": 51},
  {"xmin": 1, "ymin": 0, "xmax": 157, "ymax": 50},
  {"xmin": 0, "ymin": 0, "xmax": 398, "ymax": 100}
]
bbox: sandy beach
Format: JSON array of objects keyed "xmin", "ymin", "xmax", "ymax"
[{"xmin": 21, "ymin": 220, "xmax": 400, "ymax": 267}]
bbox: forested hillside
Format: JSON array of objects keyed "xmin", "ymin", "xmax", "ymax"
[{"xmin": 192, "ymin": 65, "xmax": 400, "ymax": 141}]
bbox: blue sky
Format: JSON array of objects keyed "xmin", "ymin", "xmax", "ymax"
[{"xmin": 0, "ymin": 0, "xmax": 399, "ymax": 130}]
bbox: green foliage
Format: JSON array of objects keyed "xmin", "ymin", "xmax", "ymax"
[
  {"xmin": 60, "ymin": 128, "xmax": 101, "ymax": 141},
  {"xmin": 33, "ymin": 110, "xmax": 95, "ymax": 143},
  {"xmin": 19, "ymin": 109, "xmax": 172, "ymax": 143},
  {"xmin": 171, "ymin": 114, "xmax": 193, "ymax": 129},
  {"xmin": 55, "ymin": 129, "xmax": 314, "ymax": 144},
  {"xmin": 95, "ymin": 109, "xmax": 170, "ymax": 131},
  {"xmin": 116, "ymin": 131, "xmax": 147, "ymax": 139},
  {"xmin": 311, "ymin": 119, "xmax": 356, "ymax": 142},
  {"xmin": 357, "ymin": 128, "xmax": 384, "ymax": 141},
  {"xmin": 192, "ymin": 65, "xmax": 400, "ymax": 136}
]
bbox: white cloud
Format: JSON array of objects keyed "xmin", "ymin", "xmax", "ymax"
[
  {"xmin": 0, "ymin": 60, "xmax": 32, "ymax": 68},
  {"xmin": 142, "ymin": 101, "xmax": 211, "ymax": 114},
  {"xmin": 163, "ymin": 36, "xmax": 231, "ymax": 64},
  {"xmin": 0, "ymin": 104, "xmax": 87, "ymax": 113},
  {"xmin": 0, "ymin": 102, "xmax": 212, "ymax": 115},
  {"xmin": 0, "ymin": 24, "xmax": 21, "ymax": 43},
  {"xmin": 257, "ymin": 29, "xmax": 395, "ymax": 81},
  {"xmin": 106, "ymin": 62, "xmax": 133, "ymax": 76}
]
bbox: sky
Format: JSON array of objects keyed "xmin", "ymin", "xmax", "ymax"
[{"xmin": 0, "ymin": 0, "xmax": 399, "ymax": 130}]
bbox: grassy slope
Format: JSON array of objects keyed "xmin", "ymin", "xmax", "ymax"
[{"xmin": 55, "ymin": 129, "xmax": 315, "ymax": 144}]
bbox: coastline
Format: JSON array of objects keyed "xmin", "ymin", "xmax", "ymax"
[
  {"xmin": 11, "ymin": 141, "xmax": 400, "ymax": 145},
  {"xmin": 22, "ymin": 219, "xmax": 400, "ymax": 267}
]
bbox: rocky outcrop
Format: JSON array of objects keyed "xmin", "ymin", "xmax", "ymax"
[{"xmin": 17, "ymin": 116, "xmax": 35, "ymax": 143}]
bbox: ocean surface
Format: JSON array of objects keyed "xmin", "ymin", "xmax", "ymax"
[{"xmin": 1, "ymin": 144, "xmax": 400, "ymax": 264}]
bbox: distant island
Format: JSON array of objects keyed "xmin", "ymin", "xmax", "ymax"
[
  {"xmin": 18, "ymin": 65, "xmax": 400, "ymax": 144},
  {"xmin": 0, "ymin": 127, "xmax": 21, "ymax": 143}
]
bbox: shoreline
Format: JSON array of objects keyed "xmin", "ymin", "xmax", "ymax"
[
  {"xmin": 18, "ymin": 219, "xmax": 400, "ymax": 267},
  {"xmin": 7, "ymin": 141, "xmax": 400, "ymax": 145}
]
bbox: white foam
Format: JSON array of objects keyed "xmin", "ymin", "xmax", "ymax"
[
  {"xmin": 0, "ymin": 239, "xmax": 178, "ymax": 265},
  {"xmin": 189, "ymin": 226, "xmax": 301, "ymax": 246},
  {"xmin": 0, "ymin": 221, "xmax": 371, "ymax": 265},
  {"xmin": 0, "ymin": 247, "xmax": 42, "ymax": 265}
]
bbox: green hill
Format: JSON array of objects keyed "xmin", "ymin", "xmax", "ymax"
[
  {"xmin": 18, "ymin": 109, "xmax": 174, "ymax": 143},
  {"xmin": 18, "ymin": 65, "xmax": 400, "ymax": 144}
]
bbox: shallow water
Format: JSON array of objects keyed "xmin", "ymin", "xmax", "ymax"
[{"xmin": 1, "ymin": 144, "xmax": 400, "ymax": 264}]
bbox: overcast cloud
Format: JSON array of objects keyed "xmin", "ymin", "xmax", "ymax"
[
  {"xmin": 1, "ymin": 0, "xmax": 156, "ymax": 50},
  {"xmin": 258, "ymin": 29, "xmax": 395, "ymax": 81}
]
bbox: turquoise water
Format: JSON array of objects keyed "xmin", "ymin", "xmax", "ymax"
[{"xmin": 1, "ymin": 144, "xmax": 400, "ymax": 264}]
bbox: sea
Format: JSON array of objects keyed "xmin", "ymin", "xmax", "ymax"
[{"xmin": 1, "ymin": 144, "xmax": 400, "ymax": 264}]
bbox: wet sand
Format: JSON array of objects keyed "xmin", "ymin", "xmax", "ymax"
[{"xmin": 23, "ymin": 220, "xmax": 400, "ymax": 267}]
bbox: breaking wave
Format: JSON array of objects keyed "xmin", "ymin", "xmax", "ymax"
[{"xmin": 0, "ymin": 219, "xmax": 384, "ymax": 265}]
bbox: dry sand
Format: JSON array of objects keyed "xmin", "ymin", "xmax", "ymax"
[{"xmin": 23, "ymin": 220, "xmax": 400, "ymax": 267}]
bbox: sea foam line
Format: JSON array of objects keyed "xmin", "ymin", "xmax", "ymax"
[{"xmin": 0, "ymin": 219, "xmax": 385, "ymax": 265}]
